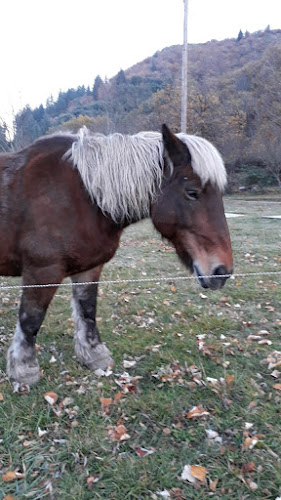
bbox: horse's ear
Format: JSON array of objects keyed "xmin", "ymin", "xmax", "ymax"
[{"xmin": 162, "ymin": 124, "xmax": 191, "ymax": 166}]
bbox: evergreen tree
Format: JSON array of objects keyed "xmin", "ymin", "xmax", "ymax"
[
  {"xmin": 0, "ymin": 119, "xmax": 10, "ymax": 151},
  {"xmin": 236, "ymin": 29, "xmax": 243, "ymax": 42},
  {"xmin": 92, "ymin": 75, "xmax": 103, "ymax": 100},
  {"xmin": 115, "ymin": 69, "xmax": 127, "ymax": 86}
]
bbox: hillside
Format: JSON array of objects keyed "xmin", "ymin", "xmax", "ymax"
[{"xmin": 10, "ymin": 28, "xmax": 281, "ymax": 188}]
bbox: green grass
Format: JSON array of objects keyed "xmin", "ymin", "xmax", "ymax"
[{"xmin": 0, "ymin": 194, "xmax": 281, "ymax": 499}]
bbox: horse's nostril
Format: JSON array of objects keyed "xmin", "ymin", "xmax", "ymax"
[{"xmin": 213, "ymin": 265, "xmax": 230, "ymax": 277}]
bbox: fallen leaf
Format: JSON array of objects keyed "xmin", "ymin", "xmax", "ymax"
[
  {"xmin": 241, "ymin": 462, "xmax": 255, "ymax": 474},
  {"xmin": 257, "ymin": 329, "xmax": 270, "ymax": 335},
  {"xmin": 247, "ymin": 335, "xmax": 262, "ymax": 341},
  {"xmin": 113, "ymin": 392, "xmax": 124, "ymax": 404},
  {"xmin": 38, "ymin": 427, "xmax": 48, "ymax": 437},
  {"xmin": 108, "ymin": 424, "xmax": 130, "ymax": 441},
  {"xmin": 187, "ymin": 406, "xmax": 209, "ymax": 419},
  {"xmin": 100, "ymin": 397, "xmax": 113, "ymax": 407},
  {"xmin": 135, "ymin": 447, "xmax": 155, "ymax": 457},
  {"xmin": 23, "ymin": 439, "xmax": 35, "ymax": 447},
  {"xmin": 61, "ymin": 397, "xmax": 74, "ymax": 407},
  {"xmin": 2, "ymin": 470, "xmax": 24, "ymax": 482},
  {"xmin": 44, "ymin": 392, "xmax": 58, "ymax": 405},
  {"xmin": 181, "ymin": 464, "xmax": 206, "ymax": 484},
  {"xmin": 205, "ymin": 429, "xmax": 222, "ymax": 444},
  {"xmin": 94, "ymin": 367, "xmax": 113, "ymax": 377},
  {"xmin": 258, "ymin": 339, "xmax": 272, "ymax": 345},
  {"xmin": 273, "ymin": 383, "xmax": 281, "ymax": 391},
  {"xmin": 246, "ymin": 478, "xmax": 258, "ymax": 491},
  {"xmin": 190, "ymin": 465, "xmax": 207, "ymax": 483},
  {"xmin": 163, "ymin": 428, "xmax": 171, "ymax": 435},
  {"xmin": 244, "ymin": 422, "xmax": 254, "ymax": 430},
  {"xmin": 181, "ymin": 465, "xmax": 197, "ymax": 483},
  {"xmin": 123, "ymin": 360, "xmax": 136, "ymax": 369},
  {"xmin": 155, "ymin": 490, "xmax": 171, "ymax": 498},
  {"xmin": 243, "ymin": 437, "xmax": 259, "ymax": 450},
  {"xmin": 209, "ymin": 478, "xmax": 219, "ymax": 491},
  {"xmin": 3, "ymin": 496, "xmax": 18, "ymax": 500},
  {"xmin": 87, "ymin": 475, "xmax": 100, "ymax": 485},
  {"xmin": 0, "ymin": 393, "xmax": 4, "ymax": 401},
  {"xmin": 226, "ymin": 374, "xmax": 235, "ymax": 386}
]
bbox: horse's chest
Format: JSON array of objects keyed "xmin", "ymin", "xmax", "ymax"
[{"xmin": 65, "ymin": 224, "xmax": 121, "ymax": 275}]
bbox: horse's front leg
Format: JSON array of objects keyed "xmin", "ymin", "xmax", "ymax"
[
  {"xmin": 71, "ymin": 265, "xmax": 113, "ymax": 371},
  {"xmin": 7, "ymin": 274, "xmax": 60, "ymax": 386}
]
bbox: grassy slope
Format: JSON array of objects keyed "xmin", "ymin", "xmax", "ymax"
[{"xmin": 0, "ymin": 195, "xmax": 280, "ymax": 500}]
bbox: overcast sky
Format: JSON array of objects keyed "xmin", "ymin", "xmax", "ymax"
[{"xmin": 1, "ymin": 0, "xmax": 280, "ymax": 126}]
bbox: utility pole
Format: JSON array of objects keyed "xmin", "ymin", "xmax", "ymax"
[{"xmin": 181, "ymin": 0, "xmax": 188, "ymax": 133}]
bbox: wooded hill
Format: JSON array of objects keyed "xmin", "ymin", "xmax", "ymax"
[{"xmin": 3, "ymin": 28, "xmax": 281, "ymax": 189}]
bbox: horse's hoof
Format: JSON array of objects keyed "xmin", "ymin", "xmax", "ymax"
[
  {"xmin": 7, "ymin": 348, "xmax": 41, "ymax": 386},
  {"xmin": 77, "ymin": 342, "xmax": 114, "ymax": 371}
]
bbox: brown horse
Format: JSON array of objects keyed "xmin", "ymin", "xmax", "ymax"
[{"xmin": 0, "ymin": 125, "xmax": 233, "ymax": 386}]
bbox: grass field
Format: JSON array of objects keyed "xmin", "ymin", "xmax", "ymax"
[{"xmin": 0, "ymin": 195, "xmax": 280, "ymax": 500}]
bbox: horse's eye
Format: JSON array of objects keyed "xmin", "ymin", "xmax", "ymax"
[{"xmin": 185, "ymin": 190, "xmax": 199, "ymax": 201}]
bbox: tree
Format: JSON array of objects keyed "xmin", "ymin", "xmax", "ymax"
[
  {"xmin": 0, "ymin": 118, "xmax": 10, "ymax": 151},
  {"xmin": 14, "ymin": 106, "xmax": 41, "ymax": 148},
  {"xmin": 257, "ymin": 132, "xmax": 281, "ymax": 189},
  {"xmin": 92, "ymin": 75, "xmax": 104, "ymax": 100},
  {"xmin": 236, "ymin": 30, "xmax": 243, "ymax": 42},
  {"xmin": 53, "ymin": 114, "xmax": 112, "ymax": 135},
  {"xmin": 115, "ymin": 69, "xmax": 127, "ymax": 86}
]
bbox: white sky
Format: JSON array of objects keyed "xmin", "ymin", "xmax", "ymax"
[{"xmin": 1, "ymin": 0, "xmax": 280, "ymax": 126}]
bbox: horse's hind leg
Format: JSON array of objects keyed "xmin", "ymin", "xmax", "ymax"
[
  {"xmin": 71, "ymin": 266, "xmax": 113, "ymax": 371},
  {"xmin": 7, "ymin": 280, "xmax": 59, "ymax": 386}
]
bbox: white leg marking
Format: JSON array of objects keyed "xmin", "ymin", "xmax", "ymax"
[
  {"xmin": 72, "ymin": 296, "xmax": 113, "ymax": 371},
  {"xmin": 7, "ymin": 322, "xmax": 40, "ymax": 385}
]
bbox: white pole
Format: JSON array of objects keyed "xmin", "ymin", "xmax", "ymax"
[{"xmin": 181, "ymin": 0, "xmax": 188, "ymax": 133}]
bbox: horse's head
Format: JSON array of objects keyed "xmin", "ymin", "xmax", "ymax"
[{"xmin": 151, "ymin": 125, "xmax": 233, "ymax": 290}]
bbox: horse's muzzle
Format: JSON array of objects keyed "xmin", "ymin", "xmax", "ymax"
[{"xmin": 194, "ymin": 264, "xmax": 233, "ymax": 290}]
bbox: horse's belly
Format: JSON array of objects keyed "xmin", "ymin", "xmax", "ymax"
[
  {"xmin": 0, "ymin": 256, "xmax": 21, "ymax": 276},
  {"xmin": 0, "ymin": 230, "xmax": 21, "ymax": 276}
]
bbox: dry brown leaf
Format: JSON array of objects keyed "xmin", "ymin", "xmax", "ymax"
[
  {"xmin": 135, "ymin": 447, "xmax": 155, "ymax": 457},
  {"xmin": 243, "ymin": 437, "xmax": 259, "ymax": 450},
  {"xmin": 258, "ymin": 339, "xmax": 272, "ymax": 345},
  {"xmin": 273, "ymin": 383, "xmax": 281, "ymax": 391},
  {"xmin": 113, "ymin": 392, "xmax": 124, "ymax": 404},
  {"xmin": 108, "ymin": 424, "xmax": 130, "ymax": 441},
  {"xmin": 3, "ymin": 496, "xmax": 18, "ymax": 500},
  {"xmin": 181, "ymin": 464, "xmax": 206, "ymax": 484},
  {"xmin": 87, "ymin": 475, "xmax": 99, "ymax": 485},
  {"xmin": 2, "ymin": 470, "xmax": 24, "ymax": 482},
  {"xmin": 44, "ymin": 392, "xmax": 58, "ymax": 405},
  {"xmin": 226, "ymin": 374, "xmax": 235, "ymax": 386},
  {"xmin": 100, "ymin": 397, "xmax": 113, "ymax": 407},
  {"xmin": 22, "ymin": 439, "xmax": 35, "ymax": 447},
  {"xmin": 247, "ymin": 335, "xmax": 262, "ymax": 341},
  {"xmin": 0, "ymin": 393, "xmax": 4, "ymax": 401},
  {"xmin": 190, "ymin": 465, "xmax": 207, "ymax": 483},
  {"xmin": 241, "ymin": 461, "xmax": 255, "ymax": 474},
  {"xmin": 246, "ymin": 478, "xmax": 258, "ymax": 491},
  {"xmin": 257, "ymin": 329, "xmax": 270, "ymax": 335},
  {"xmin": 209, "ymin": 478, "xmax": 219, "ymax": 491},
  {"xmin": 187, "ymin": 406, "xmax": 209, "ymax": 419}
]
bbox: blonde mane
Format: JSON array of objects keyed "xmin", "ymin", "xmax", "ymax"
[{"xmin": 66, "ymin": 127, "xmax": 226, "ymax": 222}]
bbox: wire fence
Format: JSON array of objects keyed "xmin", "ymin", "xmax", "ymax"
[{"xmin": 0, "ymin": 270, "xmax": 280, "ymax": 291}]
